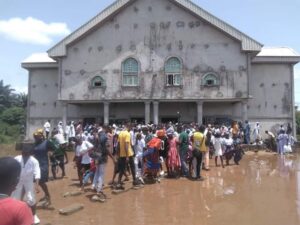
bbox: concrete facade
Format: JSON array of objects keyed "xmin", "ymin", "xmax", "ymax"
[{"xmin": 22, "ymin": 0, "xmax": 300, "ymax": 140}]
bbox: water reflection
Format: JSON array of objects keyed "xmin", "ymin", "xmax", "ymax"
[
  {"xmin": 295, "ymin": 154, "xmax": 300, "ymax": 220},
  {"xmin": 38, "ymin": 152, "xmax": 300, "ymax": 225}
]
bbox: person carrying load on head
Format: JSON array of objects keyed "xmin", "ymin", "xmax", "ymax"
[{"xmin": 143, "ymin": 129, "xmax": 165, "ymax": 182}]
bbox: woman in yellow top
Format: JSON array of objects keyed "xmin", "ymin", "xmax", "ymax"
[{"xmin": 191, "ymin": 125, "xmax": 206, "ymax": 181}]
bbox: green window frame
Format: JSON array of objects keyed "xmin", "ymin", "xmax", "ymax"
[
  {"xmin": 91, "ymin": 76, "xmax": 106, "ymax": 88},
  {"xmin": 202, "ymin": 73, "xmax": 219, "ymax": 86},
  {"xmin": 165, "ymin": 57, "xmax": 182, "ymax": 86},
  {"xmin": 122, "ymin": 58, "xmax": 139, "ymax": 86}
]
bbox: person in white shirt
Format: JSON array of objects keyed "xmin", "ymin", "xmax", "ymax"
[
  {"xmin": 65, "ymin": 122, "xmax": 71, "ymax": 141},
  {"xmin": 69, "ymin": 121, "xmax": 76, "ymax": 141},
  {"xmin": 43, "ymin": 120, "xmax": 51, "ymax": 139},
  {"xmin": 134, "ymin": 133, "xmax": 146, "ymax": 183},
  {"xmin": 57, "ymin": 121, "xmax": 64, "ymax": 135},
  {"xmin": 74, "ymin": 136, "xmax": 94, "ymax": 186},
  {"xmin": 221, "ymin": 133, "xmax": 234, "ymax": 166},
  {"xmin": 253, "ymin": 122, "xmax": 260, "ymax": 142},
  {"xmin": 12, "ymin": 148, "xmax": 41, "ymax": 224},
  {"xmin": 211, "ymin": 132, "xmax": 224, "ymax": 168}
]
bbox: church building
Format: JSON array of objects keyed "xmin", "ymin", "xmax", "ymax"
[{"xmin": 22, "ymin": 0, "xmax": 300, "ymax": 139}]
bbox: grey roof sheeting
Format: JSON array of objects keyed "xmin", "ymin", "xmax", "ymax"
[
  {"xmin": 252, "ymin": 47, "xmax": 300, "ymax": 64},
  {"xmin": 48, "ymin": 0, "xmax": 263, "ymax": 57}
]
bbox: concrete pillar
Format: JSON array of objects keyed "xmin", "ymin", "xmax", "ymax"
[
  {"xmin": 153, "ymin": 101, "xmax": 159, "ymax": 125},
  {"xmin": 62, "ymin": 102, "xmax": 68, "ymax": 129},
  {"xmin": 104, "ymin": 102, "xmax": 110, "ymax": 125},
  {"xmin": 241, "ymin": 101, "xmax": 248, "ymax": 122},
  {"xmin": 145, "ymin": 101, "xmax": 151, "ymax": 124},
  {"xmin": 197, "ymin": 101, "xmax": 203, "ymax": 125}
]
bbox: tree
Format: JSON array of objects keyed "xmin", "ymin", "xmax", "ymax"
[
  {"xmin": 0, "ymin": 107, "xmax": 25, "ymax": 125},
  {"xmin": 0, "ymin": 80, "xmax": 15, "ymax": 112},
  {"xmin": 296, "ymin": 110, "xmax": 300, "ymax": 135},
  {"xmin": 14, "ymin": 92, "xmax": 28, "ymax": 108}
]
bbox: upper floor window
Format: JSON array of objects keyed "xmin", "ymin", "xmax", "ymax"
[
  {"xmin": 202, "ymin": 73, "xmax": 219, "ymax": 86},
  {"xmin": 91, "ymin": 76, "xmax": 105, "ymax": 88},
  {"xmin": 165, "ymin": 57, "xmax": 182, "ymax": 86},
  {"xmin": 122, "ymin": 58, "xmax": 139, "ymax": 86}
]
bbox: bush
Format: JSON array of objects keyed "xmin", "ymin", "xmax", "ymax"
[
  {"xmin": 0, "ymin": 134, "xmax": 14, "ymax": 144},
  {"xmin": 297, "ymin": 111, "xmax": 300, "ymax": 135},
  {"xmin": 0, "ymin": 107, "xmax": 25, "ymax": 125},
  {"xmin": 6, "ymin": 125, "xmax": 20, "ymax": 137}
]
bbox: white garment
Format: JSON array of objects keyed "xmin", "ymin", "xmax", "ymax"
[
  {"xmin": 211, "ymin": 136, "xmax": 223, "ymax": 156},
  {"xmin": 130, "ymin": 130, "xmax": 136, "ymax": 147},
  {"xmin": 69, "ymin": 124, "xmax": 76, "ymax": 138},
  {"xmin": 222, "ymin": 138, "xmax": 233, "ymax": 146},
  {"xmin": 78, "ymin": 141, "xmax": 94, "ymax": 164},
  {"xmin": 134, "ymin": 139, "xmax": 145, "ymax": 178},
  {"xmin": 65, "ymin": 125, "xmax": 70, "ymax": 140},
  {"xmin": 44, "ymin": 121, "xmax": 51, "ymax": 132},
  {"xmin": 134, "ymin": 139, "xmax": 145, "ymax": 155},
  {"xmin": 54, "ymin": 133, "xmax": 67, "ymax": 144},
  {"xmin": 12, "ymin": 155, "xmax": 40, "ymax": 206},
  {"xmin": 15, "ymin": 155, "xmax": 40, "ymax": 182},
  {"xmin": 58, "ymin": 124, "xmax": 64, "ymax": 134},
  {"xmin": 253, "ymin": 124, "xmax": 260, "ymax": 140}
]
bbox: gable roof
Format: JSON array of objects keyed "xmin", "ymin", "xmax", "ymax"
[{"xmin": 48, "ymin": 0, "xmax": 263, "ymax": 57}]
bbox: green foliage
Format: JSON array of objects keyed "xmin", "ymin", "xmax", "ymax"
[
  {"xmin": 0, "ymin": 80, "xmax": 27, "ymax": 144},
  {"xmin": 0, "ymin": 135, "xmax": 14, "ymax": 144},
  {"xmin": 0, "ymin": 121, "xmax": 9, "ymax": 134},
  {"xmin": 0, "ymin": 107, "xmax": 25, "ymax": 125},
  {"xmin": 6, "ymin": 125, "xmax": 21, "ymax": 137},
  {"xmin": 296, "ymin": 111, "xmax": 300, "ymax": 134}
]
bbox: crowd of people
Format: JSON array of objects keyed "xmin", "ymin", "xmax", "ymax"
[{"xmin": 0, "ymin": 119, "xmax": 295, "ymax": 225}]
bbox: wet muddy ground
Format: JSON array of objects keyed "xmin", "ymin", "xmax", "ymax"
[{"xmin": 37, "ymin": 151, "xmax": 300, "ymax": 225}]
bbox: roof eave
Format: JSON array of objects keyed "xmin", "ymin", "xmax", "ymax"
[
  {"xmin": 252, "ymin": 56, "xmax": 300, "ymax": 64},
  {"xmin": 21, "ymin": 62, "xmax": 59, "ymax": 70},
  {"xmin": 48, "ymin": 0, "xmax": 134, "ymax": 57},
  {"xmin": 48, "ymin": 0, "xmax": 263, "ymax": 57}
]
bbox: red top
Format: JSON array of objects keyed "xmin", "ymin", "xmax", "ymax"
[
  {"xmin": 147, "ymin": 137, "xmax": 162, "ymax": 150},
  {"xmin": 0, "ymin": 197, "xmax": 33, "ymax": 225}
]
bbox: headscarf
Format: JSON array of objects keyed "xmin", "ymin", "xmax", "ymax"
[
  {"xmin": 156, "ymin": 130, "xmax": 166, "ymax": 138},
  {"xmin": 166, "ymin": 127, "xmax": 174, "ymax": 136},
  {"xmin": 33, "ymin": 128, "xmax": 44, "ymax": 137}
]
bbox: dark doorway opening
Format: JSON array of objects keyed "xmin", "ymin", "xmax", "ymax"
[
  {"xmin": 161, "ymin": 117, "xmax": 179, "ymax": 124},
  {"xmin": 83, "ymin": 118, "xmax": 96, "ymax": 127},
  {"xmin": 131, "ymin": 118, "xmax": 145, "ymax": 124}
]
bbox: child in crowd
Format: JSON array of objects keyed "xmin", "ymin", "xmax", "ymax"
[{"xmin": 81, "ymin": 160, "xmax": 96, "ymax": 191}]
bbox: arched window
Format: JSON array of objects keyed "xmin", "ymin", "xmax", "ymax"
[
  {"xmin": 202, "ymin": 73, "xmax": 219, "ymax": 86},
  {"xmin": 165, "ymin": 57, "xmax": 182, "ymax": 86},
  {"xmin": 122, "ymin": 58, "xmax": 139, "ymax": 86},
  {"xmin": 91, "ymin": 76, "xmax": 105, "ymax": 88}
]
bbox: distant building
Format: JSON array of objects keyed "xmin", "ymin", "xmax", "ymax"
[{"xmin": 22, "ymin": 0, "xmax": 300, "ymax": 139}]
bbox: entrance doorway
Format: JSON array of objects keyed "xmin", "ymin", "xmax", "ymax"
[
  {"xmin": 83, "ymin": 118, "xmax": 96, "ymax": 127},
  {"xmin": 161, "ymin": 117, "xmax": 179, "ymax": 124},
  {"xmin": 131, "ymin": 118, "xmax": 144, "ymax": 124},
  {"xmin": 203, "ymin": 116, "xmax": 233, "ymax": 126}
]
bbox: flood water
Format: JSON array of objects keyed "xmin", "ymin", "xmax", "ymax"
[{"xmin": 38, "ymin": 152, "xmax": 300, "ymax": 225}]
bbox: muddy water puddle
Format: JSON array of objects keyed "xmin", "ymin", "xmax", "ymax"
[{"xmin": 38, "ymin": 152, "xmax": 300, "ymax": 225}]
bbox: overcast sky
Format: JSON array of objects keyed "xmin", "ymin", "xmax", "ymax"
[{"xmin": 0, "ymin": 0, "xmax": 299, "ymax": 104}]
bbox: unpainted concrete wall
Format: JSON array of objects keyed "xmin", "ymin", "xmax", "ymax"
[
  {"xmin": 60, "ymin": 0, "xmax": 247, "ymax": 101},
  {"xmin": 249, "ymin": 63, "xmax": 293, "ymax": 118}
]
